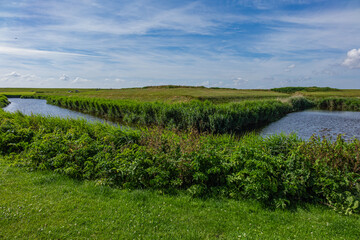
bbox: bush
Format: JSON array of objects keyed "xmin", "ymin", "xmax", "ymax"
[{"xmin": 1, "ymin": 110, "xmax": 359, "ymax": 213}]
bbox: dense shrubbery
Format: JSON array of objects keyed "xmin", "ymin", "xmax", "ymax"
[
  {"xmin": 0, "ymin": 95, "xmax": 10, "ymax": 108},
  {"xmin": 25, "ymin": 95, "xmax": 315, "ymax": 134},
  {"xmin": 0, "ymin": 109, "xmax": 358, "ymax": 213},
  {"xmin": 272, "ymin": 86, "xmax": 339, "ymax": 94},
  {"xmin": 317, "ymin": 97, "xmax": 360, "ymax": 111}
]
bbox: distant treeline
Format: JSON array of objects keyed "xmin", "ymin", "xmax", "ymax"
[
  {"xmin": 0, "ymin": 95, "xmax": 10, "ymax": 108},
  {"xmin": 0, "ymin": 110, "xmax": 359, "ymax": 213},
  {"xmin": 271, "ymin": 86, "xmax": 340, "ymax": 94},
  {"xmin": 28, "ymin": 95, "xmax": 314, "ymax": 134}
]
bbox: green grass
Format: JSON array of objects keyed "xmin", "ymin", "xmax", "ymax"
[
  {"xmin": 1, "ymin": 87, "xmax": 360, "ymax": 103},
  {"xmin": 1, "ymin": 160, "xmax": 359, "ymax": 239},
  {"xmin": 0, "ymin": 95, "xmax": 10, "ymax": 108},
  {"xmin": 39, "ymin": 95, "xmax": 304, "ymax": 134},
  {"xmin": 0, "ymin": 87, "xmax": 288, "ymax": 103},
  {"xmin": 1, "ymin": 110, "xmax": 359, "ymax": 212}
]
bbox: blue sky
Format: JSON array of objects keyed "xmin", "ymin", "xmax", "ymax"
[{"xmin": 0, "ymin": 0, "xmax": 360, "ymax": 89}]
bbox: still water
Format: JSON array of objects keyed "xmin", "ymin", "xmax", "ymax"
[
  {"xmin": 260, "ymin": 110, "xmax": 360, "ymax": 141},
  {"xmin": 3, "ymin": 98, "xmax": 118, "ymax": 125}
]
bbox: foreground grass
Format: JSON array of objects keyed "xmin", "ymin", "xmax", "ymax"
[{"xmin": 1, "ymin": 160, "xmax": 359, "ymax": 239}]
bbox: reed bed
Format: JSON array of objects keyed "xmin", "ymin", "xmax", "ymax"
[
  {"xmin": 0, "ymin": 95, "xmax": 10, "ymax": 108},
  {"xmin": 26, "ymin": 95, "xmax": 314, "ymax": 134},
  {"xmin": 317, "ymin": 97, "xmax": 360, "ymax": 111}
]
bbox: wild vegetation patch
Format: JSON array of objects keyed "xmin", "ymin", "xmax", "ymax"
[
  {"xmin": 0, "ymin": 95, "xmax": 10, "ymax": 108},
  {"xmin": 25, "ymin": 95, "xmax": 314, "ymax": 134},
  {"xmin": 271, "ymin": 86, "xmax": 340, "ymax": 94},
  {"xmin": 0, "ymin": 110, "xmax": 358, "ymax": 213},
  {"xmin": 317, "ymin": 97, "xmax": 360, "ymax": 111}
]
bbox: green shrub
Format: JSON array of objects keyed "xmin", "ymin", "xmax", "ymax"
[{"xmin": 1, "ymin": 110, "xmax": 359, "ymax": 213}]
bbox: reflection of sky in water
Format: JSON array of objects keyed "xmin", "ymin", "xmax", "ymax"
[
  {"xmin": 260, "ymin": 110, "xmax": 360, "ymax": 141},
  {"xmin": 3, "ymin": 98, "xmax": 120, "ymax": 126}
]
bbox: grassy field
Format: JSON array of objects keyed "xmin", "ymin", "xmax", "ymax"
[
  {"xmin": 1, "ymin": 160, "xmax": 359, "ymax": 239},
  {"xmin": 0, "ymin": 86, "xmax": 288, "ymax": 103},
  {"xmin": 1, "ymin": 86, "xmax": 360, "ymax": 103}
]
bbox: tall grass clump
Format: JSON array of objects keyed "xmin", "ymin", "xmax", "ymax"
[
  {"xmin": 287, "ymin": 96, "xmax": 316, "ymax": 111},
  {"xmin": 0, "ymin": 95, "xmax": 10, "ymax": 108},
  {"xmin": 27, "ymin": 95, "xmax": 313, "ymax": 134},
  {"xmin": 0, "ymin": 109, "xmax": 359, "ymax": 213},
  {"xmin": 317, "ymin": 97, "xmax": 360, "ymax": 111},
  {"xmin": 272, "ymin": 86, "xmax": 339, "ymax": 94}
]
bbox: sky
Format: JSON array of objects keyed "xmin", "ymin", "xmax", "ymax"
[{"xmin": 0, "ymin": 0, "xmax": 360, "ymax": 89}]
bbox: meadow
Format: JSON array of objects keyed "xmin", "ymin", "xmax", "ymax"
[{"xmin": 2, "ymin": 85, "xmax": 360, "ymax": 103}]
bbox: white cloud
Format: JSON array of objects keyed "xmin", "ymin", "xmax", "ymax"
[
  {"xmin": 5, "ymin": 71, "xmax": 21, "ymax": 77},
  {"xmin": 233, "ymin": 77, "xmax": 248, "ymax": 86},
  {"xmin": 72, "ymin": 77, "xmax": 91, "ymax": 84},
  {"xmin": 342, "ymin": 48, "xmax": 360, "ymax": 69},
  {"xmin": 0, "ymin": 46, "xmax": 87, "ymax": 58},
  {"xmin": 59, "ymin": 74, "xmax": 70, "ymax": 81},
  {"xmin": 114, "ymin": 78, "xmax": 126, "ymax": 83},
  {"xmin": 0, "ymin": 72, "xmax": 38, "ymax": 83},
  {"xmin": 284, "ymin": 64, "xmax": 296, "ymax": 72}
]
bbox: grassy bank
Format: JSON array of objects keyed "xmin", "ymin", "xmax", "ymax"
[
  {"xmin": 25, "ymin": 95, "xmax": 313, "ymax": 134},
  {"xmin": 0, "ymin": 95, "xmax": 10, "ymax": 108},
  {"xmin": 1, "ymin": 160, "xmax": 359, "ymax": 239},
  {"xmin": 316, "ymin": 97, "xmax": 360, "ymax": 111},
  {"xmin": 1, "ymin": 109, "xmax": 359, "ymax": 213}
]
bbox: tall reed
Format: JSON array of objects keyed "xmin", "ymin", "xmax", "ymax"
[
  {"xmin": 0, "ymin": 95, "xmax": 10, "ymax": 108},
  {"xmin": 27, "ymin": 95, "xmax": 315, "ymax": 134}
]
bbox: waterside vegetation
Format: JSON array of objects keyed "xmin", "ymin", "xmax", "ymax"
[
  {"xmin": 1, "ymin": 159, "xmax": 359, "ymax": 239},
  {"xmin": 0, "ymin": 109, "xmax": 359, "ymax": 214},
  {"xmin": 0, "ymin": 95, "xmax": 10, "ymax": 108}
]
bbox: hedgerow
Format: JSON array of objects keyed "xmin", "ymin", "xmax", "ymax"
[{"xmin": 0, "ymin": 109, "xmax": 358, "ymax": 214}]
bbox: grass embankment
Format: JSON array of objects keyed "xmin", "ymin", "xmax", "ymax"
[
  {"xmin": 0, "ymin": 95, "xmax": 10, "ymax": 108},
  {"xmin": 1, "ymin": 110, "xmax": 359, "ymax": 213},
  {"xmin": 26, "ymin": 95, "xmax": 313, "ymax": 134},
  {"xmin": 1, "ymin": 161, "xmax": 359, "ymax": 239},
  {"xmin": 316, "ymin": 97, "xmax": 360, "ymax": 111}
]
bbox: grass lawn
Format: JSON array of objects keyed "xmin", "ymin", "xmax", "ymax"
[{"xmin": 1, "ymin": 160, "xmax": 359, "ymax": 239}]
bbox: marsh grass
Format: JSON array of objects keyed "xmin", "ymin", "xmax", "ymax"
[
  {"xmin": 30, "ymin": 95, "xmax": 308, "ymax": 134},
  {"xmin": 0, "ymin": 95, "xmax": 9, "ymax": 108}
]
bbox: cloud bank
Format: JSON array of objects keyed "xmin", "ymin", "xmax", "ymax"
[{"xmin": 343, "ymin": 48, "xmax": 360, "ymax": 69}]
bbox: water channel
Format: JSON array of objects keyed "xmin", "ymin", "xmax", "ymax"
[
  {"xmin": 3, "ymin": 98, "xmax": 360, "ymax": 140},
  {"xmin": 260, "ymin": 110, "xmax": 360, "ymax": 141},
  {"xmin": 3, "ymin": 98, "xmax": 118, "ymax": 125}
]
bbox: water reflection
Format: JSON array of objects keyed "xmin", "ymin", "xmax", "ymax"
[
  {"xmin": 3, "ymin": 98, "xmax": 119, "ymax": 126},
  {"xmin": 260, "ymin": 110, "xmax": 360, "ymax": 141}
]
